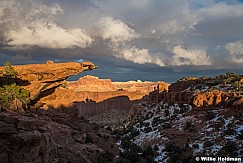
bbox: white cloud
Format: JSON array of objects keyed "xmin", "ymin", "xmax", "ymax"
[
  {"xmin": 172, "ymin": 45, "xmax": 211, "ymax": 66},
  {"xmin": 6, "ymin": 22, "xmax": 93, "ymax": 49},
  {"xmin": 97, "ymin": 17, "xmax": 165, "ymax": 66},
  {"xmin": 120, "ymin": 46, "xmax": 164, "ymax": 66},
  {"xmin": 225, "ymin": 41, "xmax": 243, "ymax": 63},
  {"xmin": 225, "ymin": 40, "xmax": 243, "ymax": 55},
  {"xmin": 98, "ymin": 17, "xmax": 138, "ymax": 45}
]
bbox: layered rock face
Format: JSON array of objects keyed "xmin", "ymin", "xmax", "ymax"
[
  {"xmin": 0, "ymin": 107, "xmax": 118, "ymax": 163},
  {"xmin": 0, "ymin": 61, "xmax": 98, "ymax": 101},
  {"xmin": 38, "ymin": 76, "xmax": 169, "ymax": 127},
  {"xmin": 69, "ymin": 75, "xmax": 117, "ymax": 92},
  {"xmin": 69, "ymin": 75, "xmax": 169, "ymax": 95}
]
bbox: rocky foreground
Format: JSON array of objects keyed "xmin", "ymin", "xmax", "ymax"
[{"xmin": 0, "ymin": 107, "xmax": 118, "ymax": 163}]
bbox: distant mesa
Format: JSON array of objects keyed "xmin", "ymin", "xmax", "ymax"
[{"xmin": 68, "ymin": 75, "xmax": 170, "ymax": 94}]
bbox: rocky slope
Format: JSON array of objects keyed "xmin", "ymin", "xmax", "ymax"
[
  {"xmin": 119, "ymin": 101, "xmax": 243, "ymax": 162},
  {"xmin": 0, "ymin": 107, "xmax": 118, "ymax": 163},
  {"xmin": 115, "ymin": 73, "xmax": 243, "ymax": 162}
]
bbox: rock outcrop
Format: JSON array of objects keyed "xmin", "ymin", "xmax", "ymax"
[
  {"xmin": 0, "ymin": 107, "xmax": 118, "ymax": 163},
  {"xmin": 0, "ymin": 61, "xmax": 98, "ymax": 101}
]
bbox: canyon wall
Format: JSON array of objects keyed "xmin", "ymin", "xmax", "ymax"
[
  {"xmin": 69, "ymin": 75, "xmax": 169, "ymax": 94},
  {"xmin": 38, "ymin": 76, "xmax": 170, "ymax": 127}
]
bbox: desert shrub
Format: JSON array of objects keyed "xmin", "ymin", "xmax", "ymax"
[
  {"xmin": 162, "ymin": 122, "xmax": 172, "ymax": 129},
  {"xmin": 192, "ymin": 144, "xmax": 199, "ymax": 149},
  {"xmin": 184, "ymin": 121, "xmax": 196, "ymax": 132},
  {"xmin": 143, "ymin": 146, "xmax": 154, "ymax": 156},
  {"xmin": 165, "ymin": 141, "xmax": 183, "ymax": 163},
  {"xmin": 194, "ymin": 89, "xmax": 201, "ymax": 95},
  {"xmin": 97, "ymin": 150, "xmax": 114, "ymax": 163},
  {"xmin": 2, "ymin": 61, "xmax": 18, "ymax": 78},
  {"xmin": 121, "ymin": 139, "xmax": 131, "ymax": 149},
  {"xmin": 0, "ymin": 83, "xmax": 30, "ymax": 109},
  {"xmin": 115, "ymin": 158, "xmax": 131, "ymax": 163},
  {"xmin": 224, "ymin": 122, "xmax": 236, "ymax": 136},
  {"xmin": 206, "ymin": 111, "xmax": 216, "ymax": 120},
  {"xmin": 106, "ymin": 126, "xmax": 112, "ymax": 131},
  {"xmin": 85, "ymin": 133, "xmax": 94, "ymax": 143},
  {"xmin": 153, "ymin": 145, "xmax": 159, "ymax": 151},
  {"xmin": 204, "ymin": 141, "xmax": 213, "ymax": 148},
  {"xmin": 152, "ymin": 117, "xmax": 163, "ymax": 127},
  {"xmin": 129, "ymin": 129, "xmax": 140, "ymax": 139},
  {"xmin": 164, "ymin": 109, "xmax": 170, "ymax": 116},
  {"xmin": 120, "ymin": 143, "xmax": 142, "ymax": 163},
  {"xmin": 222, "ymin": 141, "xmax": 237, "ymax": 157},
  {"xmin": 144, "ymin": 127, "xmax": 152, "ymax": 133}
]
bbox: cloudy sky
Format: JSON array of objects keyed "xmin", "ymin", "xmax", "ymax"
[{"xmin": 0, "ymin": 0, "xmax": 243, "ymax": 82}]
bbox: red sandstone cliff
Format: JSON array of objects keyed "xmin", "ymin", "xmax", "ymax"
[{"xmin": 69, "ymin": 75, "xmax": 169, "ymax": 94}]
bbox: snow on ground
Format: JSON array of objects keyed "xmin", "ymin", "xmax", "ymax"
[
  {"xmin": 121, "ymin": 100, "xmax": 243, "ymax": 162},
  {"xmin": 154, "ymin": 145, "xmax": 167, "ymax": 163}
]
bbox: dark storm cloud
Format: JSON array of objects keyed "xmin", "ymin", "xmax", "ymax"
[{"xmin": 0, "ymin": 0, "xmax": 243, "ymax": 81}]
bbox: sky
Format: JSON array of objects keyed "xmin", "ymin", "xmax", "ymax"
[{"xmin": 0, "ymin": 0, "xmax": 243, "ymax": 83}]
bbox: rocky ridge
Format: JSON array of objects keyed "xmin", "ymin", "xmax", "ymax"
[{"xmin": 147, "ymin": 73, "xmax": 243, "ymax": 108}]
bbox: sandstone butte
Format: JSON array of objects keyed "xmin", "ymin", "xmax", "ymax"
[
  {"xmin": 0, "ymin": 61, "xmax": 98, "ymax": 101},
  {"xmin": 40, "ymin": 75, "xmax": 170, "ymax": 109},
  {"xmin": 68, "ymin": 75, "xmax": 169, "ymax": 94}
]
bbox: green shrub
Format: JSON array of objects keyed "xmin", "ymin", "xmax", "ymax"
[
  {"xmin": 194, "ymin": 89, "xmax": 200, "ymax": 95},
  {"xmin": 2, "ymin": 61, "xmax": 18, "ymax": 78},
  {"xmin": 0, "ymin": 83, "xmax": 30, "ymax": 109}
]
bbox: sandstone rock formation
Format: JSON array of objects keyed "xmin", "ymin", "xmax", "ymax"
[
  {"xmin": 69, "ymin": 75, "xmax": 170, "ymax": 94},
  {"xmin": 0, "ymin": 61, "xmax": 98, "ymax": 101},
  {"xmin": 0, "ymin": 107, "xmax": 118, "ymax": 163},
  {"xmin": 69, "ymin": 75, "xmax": 117, "ymax": 92},
  {"xmin": 39, "ymin": 76, "xmax": 170, "ymax": 127},
  {"xmin": 148, "ymin": 75, "xmax": 243, "ymax": 108}
]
